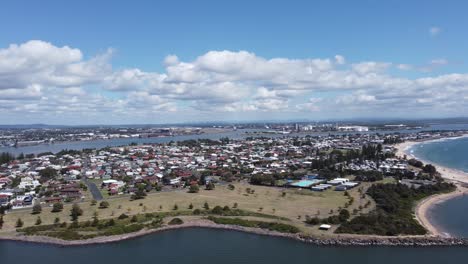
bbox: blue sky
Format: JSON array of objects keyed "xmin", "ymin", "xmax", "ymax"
[{"xmin": 0, "ymin": 0, "xmax": 468, "ymax": 124}]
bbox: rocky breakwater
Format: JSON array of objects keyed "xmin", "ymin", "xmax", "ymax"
[{"xmin": 297, "ymin": 235, "xmax": 468, "ymax": 246}]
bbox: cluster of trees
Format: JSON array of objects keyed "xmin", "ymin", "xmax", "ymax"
[
  {"xmin": 305, "ymin": 209, "xmax": 350, "ymax": 225},
  {"xmin": 56, "ymin": 149, "xmax": 84, "ymax": 157},
  {"xmin": 408, "ymin": 158, "xmax": 424, "ymax": 168},
  {"xmin": 336, "ymin": 182, "xmax": 455, "ymax": 236},
  {"xmin": 0, "ymin": 152, "xmax": 15, "ymax": 165},
  {"xmin": 360, "ymin": 144, "xmax": 383, "ymax": 161},
  {"xmin": 383, "ymin": 137, "xmax": 403, "ymax": 144},
  {"xmin": 354, "ymin": 171, "xmax": 383, "ymax": 182},
  {"xmin": 422, "ymin": 164, "xmax": 437, "ymax": 175},
  {"xmin": 39, "ymin": 167, "xmax": 57, "ymax": 182},
  {"xmin": 250, "ymin": 174, "xmax": 275, "ymax": 186}
]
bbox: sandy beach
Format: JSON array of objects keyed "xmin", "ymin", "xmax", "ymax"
[{"xmin": 395, "ymin": 138, "xmax": 468, "ymax": 237}]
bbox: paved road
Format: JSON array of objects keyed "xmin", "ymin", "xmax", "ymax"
[{"xmin": 84, "ymin": 180, "xmax": 103, "ymax": 201}]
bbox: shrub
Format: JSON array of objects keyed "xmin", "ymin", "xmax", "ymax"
[
  {"xmin": 305, "ymin": 216, "xmax": 320, "ymax": 225},
  {"xmin": 188, "ymin": 184, "xmax": 200, "ymax": 193},
  {"xmin": 99, "ymin": 201, "xmax": 110, "ymax": 209},
  {"xmin": 51, "ymin": 202, "xmax": 64, "ymax": 213},
  {"xmin": 32, "ymin": 204, "xmax": 42, "ymax": 214},
  {"xmin": 211, "ymin": 206, "xmax": 223, "ymax": 214},
  {"xmin": 118, "ymin": 213, "xmax": 129, "ymax": 220},
  {"xmin": 205, "ymin": 182, "xmax": 215, "ymax": 190},
  {"xmin": 168, "ymin": 217, "xmax": 184, "ymax": 225},
  {"xmin": 130, "ymin": 215, "xmax": 138, "ymax": 223}
]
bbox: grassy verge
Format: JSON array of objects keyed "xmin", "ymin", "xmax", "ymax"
[{"xmin": 16, "ymin": 213, "xmax": 164, "ymax": 240}]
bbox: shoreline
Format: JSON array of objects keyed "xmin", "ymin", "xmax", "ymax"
[
  {"xmin": 1, "ymin": 136, "xmax": 467, "ymax": 247},
  {"xmin": 2, "ymin": 219, "xmax": 468, "ymax": 247},
  {"xmin": 395, "ymin": 137, "xmax": 468, "ymax": 238}
]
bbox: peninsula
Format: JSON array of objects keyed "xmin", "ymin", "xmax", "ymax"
[{"xmin": 1, "ymin": 129, "xmax": 467, "ymax": 246}]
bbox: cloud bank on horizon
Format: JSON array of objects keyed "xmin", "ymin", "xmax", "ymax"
[{"xmin": 1, "ymin": 40, "xmax": 467, "ymax": 124}]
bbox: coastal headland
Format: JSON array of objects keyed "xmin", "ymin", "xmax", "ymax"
[
  {"xmin": 1, "ymin": 133, "xmax": 467, "ymax": 246},
  {"xmin": 395, "ymin": 137, "xmax": 468, "ymax": 238}
]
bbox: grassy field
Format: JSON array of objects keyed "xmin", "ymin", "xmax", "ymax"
[{"xmin": 0, "ymin": 181, "xmax": 377, "ymax": 236}]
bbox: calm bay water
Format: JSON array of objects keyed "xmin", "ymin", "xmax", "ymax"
[
  {"xmin": 2, "ymin": 228, "xmax": 468, "ymax": 264},
  {"xmin": 2, "ymin": 123, "xmax": 467, "ymax": 155}
]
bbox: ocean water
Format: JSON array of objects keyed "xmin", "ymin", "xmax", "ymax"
[
  {"xmin": 409, "ymin": 136, "xmax": 468, "ymax": 173},
  {"xmin": 2, "ymin": 228, "xmax": 468, "ymax": 264},
  {"xmin": 428, "ymin": 195, "xmax": 468, "ymax": 238},
  {"xmin": 410, "ymin": 136, "xmax": 468, "ymax": 237}
]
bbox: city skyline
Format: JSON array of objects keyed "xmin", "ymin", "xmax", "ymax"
[{"xmin": 1, "ymin": 0, "xmax": 468, "ymax": 124}]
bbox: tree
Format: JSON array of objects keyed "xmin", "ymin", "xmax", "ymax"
[
  {"xmin": 131, "ymin": 189, "xmax": 147, "ymax": 200},
  {"xmin": 0, "ymin": 215, "xmax": 4, "ymax": 229},
  {"xmin": 90, "ymin": 199, "xmax": 97, "ymax": 206},
  {"xmin": 423, "ymin": 164, "xmax": 437, "ymax": 175},
  {"xmin": 54, "ymin": 217, "xmax": 60, "ymax": 225},
  {"xmin": 35, "ymin": 216, "xmax": 42, "ymax": 225},
  {"xmin": 70, "ymin": 203, "xmax": 83, "ymax": 221},
  {"xmin": 16, "ymin": 218, "xmax": 24, "ymax": 228},
  {"xmin": 339, "ymin": 209, "xmax": 350, "ymax": 222},
  {"xmin": 32, "ymin": 204, "xmax": 42, "ymax": 214},
  {"xmin": 168, "ymin": 218, "xmax": 184, "ymax": 225},
  {"xmin": 408, "ymin": 158, "xmax": 423, "ymax": 168},
  {"xmin": 173, "ymin": 204, "xmax": 179, "ymax": 210},
  {"xmin": 39, "ymin": 167, "xmax": 57, "ymax": 181},
  {"xmin": 203, "ymin": 202, "xmax": 210, "ymax": 210},
  {"xmin": 0, "ymin": 152, "xmax": 15, "ymax": 165},
  {"xmin": 188, "ymin": 184, "xmax": 200, "ymax": 193},
  {"xmin": 188, "ymin": 203, "xmax": 194, "ymax": 209},
  {"xmin": 99, "ymin": 201, "xmax": 110, "ymax": 209},
  {"xmin": 92, "ymin": 211, "xmax": 99, "ymax": 226},
  {"xmin": 51, "ymin": 202, "xmax": 64, "ymax": 212}
]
